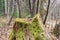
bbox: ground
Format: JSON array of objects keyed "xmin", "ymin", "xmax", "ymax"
[{"xmin": 0, "ymin": 17, "xmax": 13, "ymax": 40}]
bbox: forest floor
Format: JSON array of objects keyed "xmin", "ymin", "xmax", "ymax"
[
  {"xmin": 0, "ymin": 25, "xmax": 13, "ymax": 40},
  {"xmin": 46, "ymin": 20, "xmax": 60, "ymax": 40},
  {"xmin": 0, "ymin": 17, "xmax": 13, "ymax": 40}
]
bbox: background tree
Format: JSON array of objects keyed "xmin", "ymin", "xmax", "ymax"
[{"xmin": 43, "ymin": 0, "xmax": 50, "ymax": 24}]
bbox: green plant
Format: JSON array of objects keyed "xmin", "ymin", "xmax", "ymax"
[
  {"xmin": 53, "ymin": 26, "xmax": 59, "ymax": 38},
  {"xmin": 13, "ymin": 11, "xmax": 19, "ymax": 18}
]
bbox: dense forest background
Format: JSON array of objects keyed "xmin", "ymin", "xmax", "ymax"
[
  {"xmin": 0, "ymin": 0, "xmax": 60, "ymax": 20},
  {"xmin": 0, "ymin": 0, "xmax": 47, "ymax": 17},
  {"xmin": 0, "ymin": 0, "xmax": 60, "ymax": 26},
  {"xmin": 0, "ymin": 0, "xmax": 60, "ymax": 40},
  {"xmin": 0, "ymin": 0, "xmax": 48, "ymax": 26}
]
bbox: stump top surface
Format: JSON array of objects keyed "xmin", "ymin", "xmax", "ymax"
[{"xmin": 15, "ymin": 18, "xmax": 32, "ymax": 24}]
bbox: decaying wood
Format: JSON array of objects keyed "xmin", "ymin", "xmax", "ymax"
[{"xmin": 8, "ymin": 14, "xmax": 45, "ymax": 40}]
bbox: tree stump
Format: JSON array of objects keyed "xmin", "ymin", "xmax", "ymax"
[{"xmin": 8, "ymin": 14, "xmax": 45, "ymax": 40}]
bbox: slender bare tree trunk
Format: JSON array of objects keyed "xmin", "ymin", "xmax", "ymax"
[
  {"xmin": 36, "ymin": 0, "xmax": 39, "ymax": 14},
  {"xmin": 29, "ymin": 0, "xmax": 36, "ymax": 17},
  {"xmin": 29, "ymin": 0, "xmax": 32, "ymax": 17},
  {"xmin": 8, "ymin": 0, "xmax": 14, "ymax": 25},
  {"xmin": 40, "ymin": 0, "xmax": 44, "ymax": 15},
  {"xmin": 43, "ymin": 0, "xmax": 50, "ymax": 24},
  {"xmin": 2, "ymin": 0, "xmax": 4, "ymax": 15},
  {"xmin": 16, "ymin": 0, "xmax": 21, "ymax": 18},
  {"xmin": 4, "ymin": 0, "xmax": 7, "ymax": 16},
  {"xmin": 32, "ymin": 0, "xmax": 36, "ymax": 17},
  {"xmin": 7, "ymin": 0, "xmax": 11, "ymax": 18}
]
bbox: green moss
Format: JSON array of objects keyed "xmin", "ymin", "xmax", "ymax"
[
  {"xmin": 35, "ymin": 35, "xmax": 45, "ymax": 40},
  {"xmin": 16, "ymin": 30, "xmax": 24, "ymax": 40},
  {"xmin": 8, "ymin": 15, "xmax": 45, "ymax": 40},
  {"xmin": 15, "ymin": 18, "xmax": 31, "ymax": 24},
  {"xmin": 28, "ymin": 22, "xmax": 43, "ymax": 37},
  {"xmin": 8, "ymin": 30, "xmax": 15, "ymax": 40}
]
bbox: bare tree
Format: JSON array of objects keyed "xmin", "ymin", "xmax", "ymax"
[
  {"xmin": 8, "ymin": 0, "xmax": 18, "ymax": 25},
  {"xmin": 29, "ymin": 0, "xmax": 32, "ymax": 17},
  {"xmin": 28, "ymin": 0, "xmax": 36, "ymax": 17},
  {"xmin": 32, "ymin": 0, "xmax": 36, "ymax": 16},
  {"xmin": 43, "ymin": 0, "xmax": 50, "ymax": 24},
  {"xmin": 4, "ymin": 0, "xmax": 8, "ymax": 16},
  {"xmin": 16, "ymin": 0, "xmax": 21, "ymax": 18},
  {"xmin": 36, "ymin": 0, "xmax": 39, "ymax": 14}
]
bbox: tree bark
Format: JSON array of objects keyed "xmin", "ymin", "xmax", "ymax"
[
  {"xmin": 43, "ymin": 0, "xmax": 50, "ymax": 24},
  {"xmin": 8, "ymin": 0, "xmax": 14, "ymax": 25},
  {"xmin": 29, "ymin": 0, "xmax": 32, "ymax": 17},
  {"xmin": 16, "ymin": 0, "xmax": 21, "ymax": 18},
  {"xmin": 36, "ymin": 0, "xmax": 39, "ymax": 14},
  {"xmin": 4, "ymin": 0, "xmax": 8, "ymax": 16},
  {"xmin": 32, "ymin": 0, "xmax": 36, "ymax": 16}
]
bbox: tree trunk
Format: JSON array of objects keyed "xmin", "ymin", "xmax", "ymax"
[
  {"xmin": 16, "ymin": 0, "xmax": 21, "ymax": 18},
  {"xmin": 8, "ymin": 0, "xmax": 16, "ymax": 25},
  {"xmin": 43, "ymin": 0, "xmax": 50, "ymax": 24},
  {"xmin": 7, "ymin": 0, "xmax": 11, "ymax": 18},
  {"xmin": 32, "ymin": 0, "xmax": 36, "ymax": 17},
  {"xmin": 29, "ymin": 0, "xmax": 32, "ymax": 17},
  {"xmin": 4, "ymin": 0, "xmax": 8, "ymax": 16},
  {"xmin": 36, "ymin": 0, "xmax": 39, "ymax": 14}
]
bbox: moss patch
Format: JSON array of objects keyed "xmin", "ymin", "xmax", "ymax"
[{"xmin": 8, "ymin": 14, "xmax": 45, "ymax": 40}]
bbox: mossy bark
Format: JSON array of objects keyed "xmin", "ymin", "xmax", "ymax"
[{"xmin": 8, "ymin": 14, "xmax": 45, "ymax": 40}]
